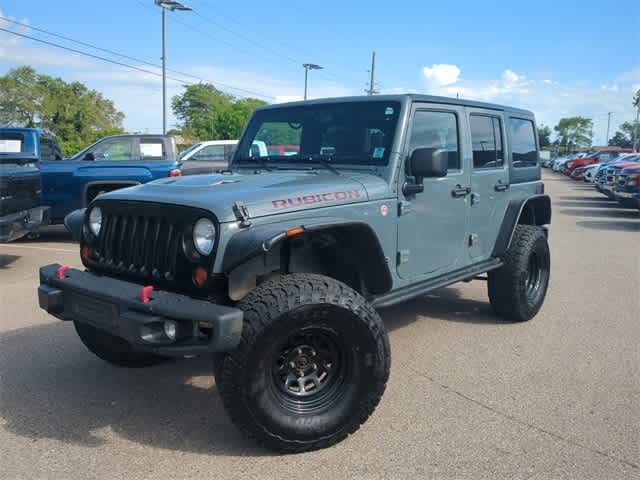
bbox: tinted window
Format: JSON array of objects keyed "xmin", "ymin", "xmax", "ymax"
[
  {"xmin": 192, "ymin": 145, "xmax": 225, "ymax": 161},
  {"xmin": 238, "ymin": 101, "xmax": 401, "ymax": 166},
  {"xmin": 90, "ymin": 138, "xmax": 134, "ymax": 161},
  {"xmin": 509, "ymin": 118, "xmax": 538, "ymax": 168},
  {"xmin": 40, "ymin": 137, "xmax": 61, "ymax": 161},
  {"xmin": 409, "ymin": 110, "xmax": 460, "ymax": 170},
  {"xmin": 470, "ymin": 115, "xmax": 503, "ymax": 169}
]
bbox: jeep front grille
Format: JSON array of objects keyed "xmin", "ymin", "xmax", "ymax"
[{"xmin": 82, "ymin": 200, "xmax": 217, "ymax": 290}]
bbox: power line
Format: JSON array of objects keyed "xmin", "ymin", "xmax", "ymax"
[{"xmin": 0, "ymin": 20, "xmax": 274, "ymax": 99}]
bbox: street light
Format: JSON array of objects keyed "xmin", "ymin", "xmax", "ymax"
[
  {"xmin": 303, "ymin": 63, "xmax": 323, "ymax": 100},
  {"xmin": 155, "ymin": 0, "xmax": 191, "ymax": 135}
]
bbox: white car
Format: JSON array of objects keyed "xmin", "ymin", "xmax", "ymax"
[
  {"xmin": 179, "ymin": 140, "xmax": 268, "ymax": 175},
  {"xmin": 583, "ymin": 163, "xmax": 601, "ymax": 182}
]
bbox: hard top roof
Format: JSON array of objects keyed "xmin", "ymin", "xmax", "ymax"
[{"xmin": 256, "ymin": 94, "xmax": 534, "ymax": 117}]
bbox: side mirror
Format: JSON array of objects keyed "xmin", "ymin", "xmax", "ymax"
[
  {"xmin": 83, "ymin": 152, "xmax": 95, "ymax": 161},
  {"xmin": 403, "ymin": 148, "xmax": 448, "ymax": 195}
]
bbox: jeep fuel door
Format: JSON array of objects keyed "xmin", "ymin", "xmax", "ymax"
[{"xmin": 396, "ymin": 104, "xmax": 471, "ymax": 280}]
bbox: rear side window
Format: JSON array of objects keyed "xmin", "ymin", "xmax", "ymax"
[
  {"xmin": 509, "ymin": 118, "xmax": 538, "ymax": 168},
  {"xmin": 140, "ymin": 139, "xmax": 164, "ymax": 160},
  {"xmin": 192, "ymin": 145, "xmax": 225, "ymax": 161},
  {"xmin": 40, "ymin": 137, "xmax": 61, "ymax": 161},
  {"xmin": 470, "ymin": 115, "xmax": 503, "ymax": 169},
  {"xmin": 409, "ymin": 110, "xmax": 460, "ymax": 170}
]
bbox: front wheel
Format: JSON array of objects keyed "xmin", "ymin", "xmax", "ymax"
[
  {"xmin": 214, "ymin": 274, "xmax": 391, "ymax": 453},
  {"xmin": 488, "ymin": 225, "xmax": 550, "ymax": 322}
]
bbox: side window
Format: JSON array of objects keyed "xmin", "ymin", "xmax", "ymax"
[
  {"xmin": 91, "ymin": 138, "xmax": 134, "ymax": 161},
  {"xmin": 409, "ymin": 110, "xmax": 460, "ymax": 170},
  {"xmin": 509, "ymin": 118, "xmax": 538, "ymax": 168},
  {"xmin": 140, "ymin": 140, "xmax": 164, "ymax": 160},
  {"xmin": 40, "ymin": 137, "xmax": 62, "ymax": 161},
  {"xmin": 470, "ymin": 115, "xmax": 503, "ymax": 169},
  {"xmin": 192, "ymin": 145, "xmax": 225, "ymax": 161}
]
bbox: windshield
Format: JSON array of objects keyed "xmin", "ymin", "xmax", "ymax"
[
  {"xmin": 234, "ymin": 101, "xmax": 402, "ymax": 167},
  {"xmin": 178, "ymin": 142, "xmax": 202, "ymax": 159},
  {"xmin": 0, "ymin": 131, "xmax": 36, "ymax": 156}
]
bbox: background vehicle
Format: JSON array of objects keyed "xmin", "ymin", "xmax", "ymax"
[
  {"xmin": 596, "ymin": 154, "xmax": 640, "ymax": 198},
  {"xmin": 0, "ymin": 127, "xmax": 53, "ymax": 242},
  {"xmin": 614, "ymin": 163, "xmax": 640, "ymax": 209},
  {"xmin": 564, "ymin": 147, "xmax": 635, "ymax": 175},
  {"xmin": 179, "ymin": 140, "xmax": 268, "ymax": 175},
  {"xmin": 267, "ymin": 144, "xmax": 300, "ymax": 156},
  {"xmin": 39, "ymin": 94, "xmax": 551, "ymax": 453},
  {"xmin": 40, "ymin": 134, "xmax": 180, "ymax": 223}
]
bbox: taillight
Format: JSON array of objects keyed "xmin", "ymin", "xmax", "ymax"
[
  {"xmin": 629, "ymin": 174, "xmax": 640, "ymax": 186},
  {"xmin": 168, "ymin": 168, "xmax": 182, "ymax": 177}
]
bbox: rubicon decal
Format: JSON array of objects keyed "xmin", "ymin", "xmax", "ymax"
[{"xmin": 272, "ymin": 190, "xmax": 362, "ymax": 209}]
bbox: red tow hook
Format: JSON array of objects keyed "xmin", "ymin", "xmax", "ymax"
[
  {"xmin": 140, "ymin": 285, "xmax": 155, "ymax": 303},
  {"xmin": 56, "ymin": 265, "xmax": 70, "ymax": 280}
]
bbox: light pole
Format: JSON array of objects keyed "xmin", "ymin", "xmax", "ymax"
[
  {"xmin": 303, "ymin": 63, "xmax": 323, "ymax": 100},
  {"xmin": 155, "ymin": 0, "xmax": 191, "ymax": 135},
  {"xmin": 605, "ymin": 112, "xmax": 613, "ymax": 146}
]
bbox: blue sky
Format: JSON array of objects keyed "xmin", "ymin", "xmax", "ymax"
[{"xmin": 1, "ymin": 0, "xmax": 638, "ymax": 144}]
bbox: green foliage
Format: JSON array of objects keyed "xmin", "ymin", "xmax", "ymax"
[
  {"xmin": 0, "ymin": 66, "xmax": 125, "ymax": 156},
  {"xmin": 537, "ymin": 124, "xmax": 552, "ymax": 148},
  {"xmin": 171, "ymin": 83, "xmax": 266, "ymax": 142},
  {"xmin": 553, "ymin": 116, "xmax": 593, "ymax": 148},
  {"xmin": 608, "ymin": 121, "xmax": 639, "ymax": 148}
]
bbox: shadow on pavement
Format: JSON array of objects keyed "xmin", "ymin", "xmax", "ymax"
[
  {"xmin": 0, "ymin": 322, "xmax": 269, "ymax": 456},
  {"xmin": 560, "ymin": 208, "xmax": 640, "ymax": 219},
  {"xmin": 556, "ymin": 195, "xmax": 615, "ymax": 202},
  {"xmin": 0, "ymin": 254, "xmax": 21, "ymax": 269},
  {"xmin": 0, "ymin": 286, "xmax": 503, "ymax": 455},
  {"xmin": 15, "ymin": 225, "xmax": 74, "ymax": 245},
  {"xmin": 554, "ymin": 200, "xmax": 627, "ymax": 209},
  {"xmin": 575, "ymin": 220, "xmax": 640, "ymax": 232}
]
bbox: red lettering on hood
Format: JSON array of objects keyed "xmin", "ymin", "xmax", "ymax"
[{"xmin": 272, "ymin": 189, "xmax": 362, "ymax": 209}]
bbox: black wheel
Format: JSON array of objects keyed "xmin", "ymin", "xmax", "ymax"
[
  {"xmin": 488, "ymin": 225, "xmax": 550, "ymax": 322},
  {"xmin": 73, "ymin": 320, "xmax": 169, "ymax": 367},
  {"xmin": 214, "ymin": 273, "xmax": 390, "ymax": 453}
]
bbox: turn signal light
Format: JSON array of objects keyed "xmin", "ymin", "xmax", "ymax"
[
  {"xmin": 168, "ymin": 168, "xmax": 182, "ymax": 177},
  {"xmin": 81, "ymin": 245, "xmax": 91, "ymax": 261},
  {"xmin": 285, "ymin": 226, "xmax": 305, "ymax": 238},
  {"xmin": 193, "ymin": 266, "xmax": 208, "ymax": 287}
]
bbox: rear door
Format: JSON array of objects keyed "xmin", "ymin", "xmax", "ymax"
[
  {"xmin": 466, "ymin": 108, "xmax": 509, "ymax": 261},
  {"xmin": 396, "ymin": 103, "xmax": 471, "ymax": 280}
]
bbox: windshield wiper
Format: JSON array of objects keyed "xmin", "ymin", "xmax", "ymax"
[
  {"xmin": 302, "ymin": 155, "xmax": 341, "ymax": 175},
  {"xmin": 237, "ymin": 156, "xmax": 273, "ymax": 171}
]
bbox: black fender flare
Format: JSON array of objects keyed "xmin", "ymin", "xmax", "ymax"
[
  {"xmin": 222, "ymin": 217, "xmax": 393, "ymax": 294},
  {"xmin": 64, "ymin": 208, "xmax": 86, "ymax": 242},
  {"xmin": 492, "ymin": 194, "xmax": 551, "ymax": 258}
]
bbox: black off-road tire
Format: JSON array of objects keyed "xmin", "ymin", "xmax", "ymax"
[
  {"xmin": 488, "ymin": 225, "xmax": 550, "ymax": 322},
  {"xmin": 214, "ymin": 273, "xmax": 391, "ymax": 453},
  {"xmin": 74, "ymin": 320, "xmax": 169, "ymax": 367}
]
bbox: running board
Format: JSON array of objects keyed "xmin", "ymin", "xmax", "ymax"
[{"xmin": 371, "ymin": 258, "xmax": 503, "ymax": 309}]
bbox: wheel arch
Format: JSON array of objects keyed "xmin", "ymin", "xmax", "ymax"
[
  {"xmin": 223, "ymin": 218, "xmax": 393, "ymax": 301},
  {"xmin": 492, "ymin": 194, "xmax": 551, "ymax": 258}
]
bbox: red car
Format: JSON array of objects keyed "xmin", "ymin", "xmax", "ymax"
[{"xmin": 564, "ymin": 147, "xmax": 635, "ymax": 175}]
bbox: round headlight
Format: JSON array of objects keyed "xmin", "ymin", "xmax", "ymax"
[
  {"xmin": 88, "ymin": 207, "xmax": 102, "ymax": 236},
  {"xmin": 193, "ymin": 218, "xmax": 216, "ymax": 256}
]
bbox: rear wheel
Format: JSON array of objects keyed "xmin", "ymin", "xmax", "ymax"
[
  {"xmin": 488, "ymin": 225, "xmax": 550, "ymax": 322},
  {"xmin": 74, "ymin": 320, "xmax": 169, "ymax": 367},
  {"xmin": 214, "ymin": 273, "xmax": 390, "ymax": 453}
]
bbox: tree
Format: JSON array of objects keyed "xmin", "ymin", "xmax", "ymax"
[
  {"xmin": 554, "ymin": 117, "xmax": 593, "ymax": 149},
  {"xmin": 608, "ymin": 121, "xmax": 640, "ymax": 148},
  {"xmin": 537, "ymin": 124, "xmax": 552, "ymax": 148},
  {"xmin": 0, "ymin": 66, "xmax": 124, "ymax": 156},
  {"xmin": 172, "ymin": 83, "xmax": 266, "ymax": 142}
]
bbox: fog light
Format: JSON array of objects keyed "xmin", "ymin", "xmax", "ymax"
[{"xmin": 164, "ymin": 320, "xmax": 177, "ymax": 341}]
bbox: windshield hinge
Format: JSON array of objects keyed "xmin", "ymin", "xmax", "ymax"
[
  {"xmin": 398, "ymin": 201, "xmax": 412, "ymax": 216},
  {"xmin": 233, "ymin": 201, "xmax": 252, "ymax": 227}
]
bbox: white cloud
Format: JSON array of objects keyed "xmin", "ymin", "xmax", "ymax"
[
  {"xmin": 502, "ymin": 69, "xmax": 521, "ymax": 87},
  {"xmin": 422, "ymin": 64, "xmax": 460, "ymax": 86}
]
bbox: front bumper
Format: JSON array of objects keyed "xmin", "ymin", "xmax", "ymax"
[
  {"xmin": 38, "ymin": 264, "xmax": 243, "ymax": 356},
  {"xmin": 0, "ymin": 205, "xmax": 50, "ymax": 242}
]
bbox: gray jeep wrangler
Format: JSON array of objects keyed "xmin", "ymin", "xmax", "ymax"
[{"xmin": 38, "ymin": 94, "xmax": 551, "ymax": 452}]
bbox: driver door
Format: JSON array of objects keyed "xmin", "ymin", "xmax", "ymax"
[{"xmin": 396, "ymin": 104, "xmax": 471, "ymax": 281}]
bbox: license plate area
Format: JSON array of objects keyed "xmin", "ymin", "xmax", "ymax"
[{"xmin": 66, "ymin": 293, "xmax": 119, "ymax": 334}]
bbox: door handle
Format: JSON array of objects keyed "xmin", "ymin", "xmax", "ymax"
[
  {"xmin": 494, "ymin": 181, "xmax": 510, "ymax": 192},
  {"xmin": 451, "ymin": 185, "xmax": 471, "ymax": 198}
]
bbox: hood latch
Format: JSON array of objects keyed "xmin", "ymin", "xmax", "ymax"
[{"xmin": 233, "ymin": 201, "xmax": 252, "ymax": 228}]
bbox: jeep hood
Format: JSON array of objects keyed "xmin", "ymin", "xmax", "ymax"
[{"xmin": 100, "ymin": 170, "xmax": 382, "ymax": 222}]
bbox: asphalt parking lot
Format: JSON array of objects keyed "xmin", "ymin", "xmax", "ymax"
[{"xmin": 1, "ymin": 172, "xmax": 638, "ymax": 479}]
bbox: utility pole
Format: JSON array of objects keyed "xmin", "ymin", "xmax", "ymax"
[
  {"xmin": 633, "ymin": 92, "xmax": 640, "ymax": 150},
  {"xmin": 155, "ymin": 1, "xmax": 191, "ymax": 135},
  {"xmin": 303, "ymin": 63, "xmax": 323, "ymax": 100},
  {"xmin": 605, "ymin": 112, "xmax": 613, "ymax": 146},
  {"xmin": 365, "ymin": 51, "xmax": 379, "ymax": 96}
]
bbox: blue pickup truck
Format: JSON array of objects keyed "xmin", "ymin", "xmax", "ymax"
[
  {"xmin": 0, "ymin": 127, "xmax": 52, "ymax": 242},
  {"xmin": 41, "ymin": 134, "xmax": 181, "ymax": 223}
]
